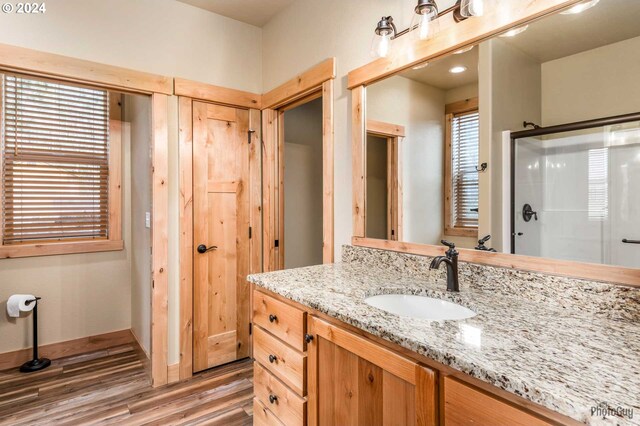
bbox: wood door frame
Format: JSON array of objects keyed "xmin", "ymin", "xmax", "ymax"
[
  {"xmin": 349, "ymin": 0, "xmax": 640, "ymax": 287},
  {"xmin": 177, "ymin": 81, "xmax": 263, "ymax": 380},
  {"xmin": 262, "ymin": 59, "xmax": 336, "ymax": 271},
  {"xmin": 366, "ymin": 120, "xmax": 405, "ymax": 241},
  {"xmin": 0, "ymin": 43, "xmax": 171, "ymax": 386}
]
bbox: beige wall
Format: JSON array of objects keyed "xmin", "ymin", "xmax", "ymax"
[
  {"xmin": 479, "ymin": 38, "xmax": 542, "ymax": 252},
  {"xmin": 283, "ymin": 98, "xmax": 324, "ymax": 269},
  {"xmin": 0, "ymin": 0, "xmax": 262, "ymax": 363},
  {"xmin": 126, "ymin": 94, "xmax": 153, "ymax": 356},
  {"xmin": 541, "ymin": 35, "xmax": 640, "ymax": 126},
  {"xmin": 367, "ymin": 76, "xmax": 445, "ymax": 245}
]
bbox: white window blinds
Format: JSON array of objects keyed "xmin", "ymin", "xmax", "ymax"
[
  {"xmin": 451, "ymin": 110, "xmax": 479, "ymax": 229},
  {"xmin": 1, "ymin": 74, "xmax": 110, "ymax": 244},
  {"xmin": 588, "ymin": 147, "xmax": 608, "ymax": 221}
]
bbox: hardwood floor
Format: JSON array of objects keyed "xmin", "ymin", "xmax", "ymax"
[{"xmin": 0, "ymin": 344, "xmax": 254, "ymax": 425}]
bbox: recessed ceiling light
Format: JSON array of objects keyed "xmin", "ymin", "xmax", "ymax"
[
  {"xmin": 560, "ymin": 0, "xmax": 599, "ymax": 14},
  {"xmin": 449, "ymin": 66, "xmax": 467, "ymax": 74},
  {"xmin": 453, "ymin": 45, "xmax": 475, "ymax": 55},
  {"xmin": 499, "ymin": 25, "xmax": 529, "ymax": 38},
  {"xmin": 412, "ymin": 62, "xmax": 429, "ymax": 70}
]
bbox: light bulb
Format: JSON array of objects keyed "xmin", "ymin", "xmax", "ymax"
[
  {"xmin": 410, "ymin": 1, "xmax": 438, "ymax": 41},
  {"xmin": 461, "ymin": 0, "xmax": 484, "ymax": 17},
  {"xmin": 417, "ymin": 13, "xmax": 431, "ymax": 40},
  {"xmin": 371, "ymin": 16, "xmax": 396, "ymax": 58},
  {"xmin": 378, "ymin": 33, "xmax": 391, "ymax": 57},
  {"xmin": 371, "ymin": 31, "xmax": 393, "ymax": 58}
]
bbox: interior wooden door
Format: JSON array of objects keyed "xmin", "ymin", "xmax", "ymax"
[{"xmin": 193, "ymin": 101, "xmax": 251, "ymax": 372}]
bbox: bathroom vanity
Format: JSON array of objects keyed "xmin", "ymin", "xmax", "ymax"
[{"xmin": 249, "ymin": 246, "xmax": 640, "ymax": 425}]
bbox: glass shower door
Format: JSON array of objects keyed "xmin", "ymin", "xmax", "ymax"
[{"xmin": 512, "ymin": 120, "xmax": 640, "ymax": 268}]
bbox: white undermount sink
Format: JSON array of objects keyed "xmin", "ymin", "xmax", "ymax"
[{"xmin": 365, "ymin": 294, "xmax": 476, "ymax": 321}]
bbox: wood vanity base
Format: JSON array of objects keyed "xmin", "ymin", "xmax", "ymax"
[{"xmin": 252, "ymin": 288, "xmax": 580, "ymax": 426}]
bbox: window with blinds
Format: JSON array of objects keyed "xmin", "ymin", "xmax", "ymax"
[
  {"xmin": 1, "ymin": 73, "xmax": 110, "ymax": 245},
  {"xmin": 448, "ymin": 109, "xmax": 479, "ymax": 232}
]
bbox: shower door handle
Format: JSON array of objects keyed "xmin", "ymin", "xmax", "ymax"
[{"xmin": 622, "ymin": 239, "xmax": 640, "ymax": 244}]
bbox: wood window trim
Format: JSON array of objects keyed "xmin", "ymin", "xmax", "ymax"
[
  {"xmin": 0, "ymin": 99, "xmax": 124, "ymax": 259},
  {"xmin": 366, "ymin": 120, "xmax": 405, "ymax": 241},
  {"xmin": 0, "ymin": 44, "xmax": 171, "ymax": 389},
  {"xmin": 0, "ymin": 43, "xmax": 172, "ymax": 95},
  {"xmin": 444, "ymin": 98, "xmax": 479, "ymax": 238}
]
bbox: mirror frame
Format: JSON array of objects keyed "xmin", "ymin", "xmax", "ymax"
[{"xmin": 348, "ymin": 0, "xmax": 640, "ymax": 287}]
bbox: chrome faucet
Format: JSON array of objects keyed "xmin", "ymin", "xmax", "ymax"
[{"xmin": 429, "ymin": 240, "xmax": 460, "ymax": 292}]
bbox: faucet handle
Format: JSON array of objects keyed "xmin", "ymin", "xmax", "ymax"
[{"xmin": 441, "ymin": 240, "xmax": 456, "ymax": 249}]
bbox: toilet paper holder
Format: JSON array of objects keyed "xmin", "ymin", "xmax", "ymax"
[{"xmin": 20, "ymin": 296, "xmax": 51, "ymax": 373}]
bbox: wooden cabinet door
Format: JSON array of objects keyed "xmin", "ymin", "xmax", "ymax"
[
  {"xmin": 307, "ymin": 316, "xmax": 437, "ymax": 426},
  {"xmin": 192, "ymin": 102, "xmax": 251, "ymax": 372}
]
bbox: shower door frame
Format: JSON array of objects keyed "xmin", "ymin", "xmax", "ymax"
[{"xmin": 509, "ymin": 111, "xmax": 640, "ymax": 255}]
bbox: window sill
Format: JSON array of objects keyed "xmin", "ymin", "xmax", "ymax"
[
  {"xmin": 444, "ymin": 227, "xmax": 478, "ymax": 238},
  {"xmin": 0, "ymin": 240, "xmax": 124, "ymax": 259}
]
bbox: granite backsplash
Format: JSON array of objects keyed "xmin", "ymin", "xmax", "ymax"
[{"xmin": 342, "ymin": 245, "xmax": 640, "ymax": 322}]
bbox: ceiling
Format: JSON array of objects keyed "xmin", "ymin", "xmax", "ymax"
[
  {"xmin": 500, "ymin": 0, "xmax": 640, "ymax": 62},
  {"xmin": 176, "ymin": 0, "xmax": 297, "ymax": 27},
  {"xmin": 400, "ymin": 46, "xmax": 478, "ymax": 91},
  {"xmin": 399, "ymin": 0, "xmax": 640, "ymax": 90}
]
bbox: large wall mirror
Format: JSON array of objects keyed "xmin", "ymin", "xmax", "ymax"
[{"xmin": 356, "ymin": 0, "xmax": 640, "ymax": 277}]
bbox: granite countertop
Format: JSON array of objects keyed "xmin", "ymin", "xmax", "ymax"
[{"xmin": 247, "ymin": 250, "xmax": 640, "ymax": 425}]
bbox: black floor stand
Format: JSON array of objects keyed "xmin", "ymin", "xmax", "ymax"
[{"xmin": 20, "ymin": 298, "xmax": 51, "ymax": 373}]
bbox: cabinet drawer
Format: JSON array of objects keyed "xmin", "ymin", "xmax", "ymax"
[
  {"xmin": 443, "ymin": 377, "xmax": 552, "ymax": 426},
  {"xmin": 254, "ymin": 397, "xmax": 285, "ymax": 426},
  {"xmin": 254, "ymin": 362, "xmax": 306, "ymax": 426},
  {"xmin": 253, "ymin": 290, "xmax": 307, "ymax": 352},
  {"xmin": 254, "ymin": 326, "xmax": 307, "ymax": 396}
]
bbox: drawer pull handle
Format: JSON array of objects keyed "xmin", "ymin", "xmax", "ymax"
[
  {"xmin": 269, "ymin": 394, "xmax": 278, "ymax": 404},
  {"xmin": 268, "ymin": 354, "xmax": 278, "ymax": 363},
  {"xmin": 268, "ymin": 314, "xmax": 278, "ymax": 323},
  {"xmin": 305, "ymin": 333, "xmax": 314, "ymax": 343}
]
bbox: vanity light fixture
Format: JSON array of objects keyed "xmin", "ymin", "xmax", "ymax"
[
  {"xmin": 371, "ymin": 16, "xmax": 397, "ymax": 58},
  {"xmin": 372, "ymin": 0, "xmax": 484, "ymax": 58},
  {"xmin": 560, "ymin": 0, "xmax": 599, "ymax": 14},
  {"xmin": 499, "ymin": 25, "xmax": 529, "ymax": 37},
  {"xmin": 410, "ymin": 0, "xmax": 439, "ymax": 41},
  {"xmin": 449, "ymin": 66, "xmax": 467, "ymax": 74}
]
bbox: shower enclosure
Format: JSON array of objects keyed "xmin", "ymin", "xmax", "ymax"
[{"xmin": 510, "ymin": 113, "xmax": 640, "ymax": 268}]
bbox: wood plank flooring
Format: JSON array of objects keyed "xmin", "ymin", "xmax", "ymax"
[{"xmin": 0, "ymin": 344, "xmax": 253, "ymax": 425}]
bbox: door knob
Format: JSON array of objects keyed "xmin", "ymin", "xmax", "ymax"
[{"xmin": 197, "ymin": 244, "xmax": 217, "ymax": 254}]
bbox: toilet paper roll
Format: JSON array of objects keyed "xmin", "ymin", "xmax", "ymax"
[{"xmin": 6, "ymin": 294, "xmax": 37, "ymax": 318}]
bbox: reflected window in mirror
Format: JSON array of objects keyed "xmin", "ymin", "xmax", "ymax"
[{"xmin": 445, "ymin": 99, "xmax": 479, "ymax": 238}]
